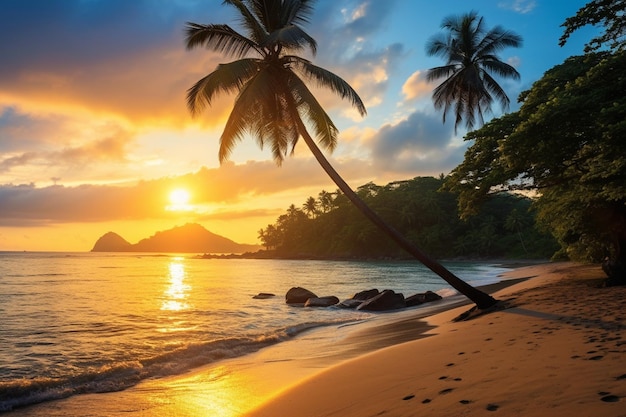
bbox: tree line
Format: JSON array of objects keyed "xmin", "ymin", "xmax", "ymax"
[{"xmin": 257, "ymin": 176, "xmax": 559, "ymax": 260}]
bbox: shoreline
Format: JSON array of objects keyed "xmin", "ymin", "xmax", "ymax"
[
  {"xmin": 246, "ymin": 262, "xmax": 626, "ymax": 417},
  {"xmin": 15, "ymin": 262, "xmax": 545, "ymax": 417}
]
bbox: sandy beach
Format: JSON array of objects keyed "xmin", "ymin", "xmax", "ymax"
[
  {"xmin": 246, "ymin": 262, "xmax": 625, "ymax": 417},
  {"xmin": 15, "ymin": 262, "xmax": 626, "ymax": 417}
]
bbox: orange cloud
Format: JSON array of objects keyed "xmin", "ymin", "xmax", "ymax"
[{"xmin": 401, "ymin": 71, "xmax": 432, "ymax": 102}]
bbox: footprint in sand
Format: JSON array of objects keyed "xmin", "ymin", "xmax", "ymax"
[
  {"xmin": 486, "ymin": 403, "xmax": 500, "ymax": 411},
  {"xmin": 439, "ymin": 388, "xmax": 454, "ymax": 395},
  {"xmin": 600, "ymin": 395, "xmax": 620, "ymax": 402},
  {"xmin": 402, "ymin": 394, "xmax": 415, "ymax": 401}
]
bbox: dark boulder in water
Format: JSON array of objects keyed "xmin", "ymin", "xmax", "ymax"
[
  {"xmin": 405, "ymin": 291, "xmax": 442, "ymax": 307},
  {"xmin": 304, "ymin": 296, "xmax": 340, "ymax": 307},
  {"xmin": 352, "ymin": 288, "xmax": 380, "ymax": 300},
  {"xmin": 285, "ymin": 287, "xmax": 318, "ymax": 304},
  {"xmin": 252, "ymin": 293, "xmax": 276, "ymax": 299},
  {"xmin": 357, "ymin": 289, "xmax": 406, "ymax": 311}
]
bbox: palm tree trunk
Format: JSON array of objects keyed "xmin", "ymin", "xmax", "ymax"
[{"xmin": 296, "ymin": 121, "xmax": 497, "ymax": 310}]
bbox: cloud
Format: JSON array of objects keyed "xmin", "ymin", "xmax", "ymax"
[
  {"xmin": 401, "ymin": 71, "xmax": 432, "ymax": 102},
  {"xmin": 498, "ymin": 0, "xmax": 537, "ymax": 14},
  {"xmin": 0, "ymin": 0, "xmax": 233, "ymax": 130},
  {"xmin": 306, "ymin": 1, "xmax": 405, "ymax": 113},
  {"xmin": 0, "ymin": 158, "xmax": 339, "ymax": 226},
  {"xmin": 0, "ymin": 106, "xmax": 135, "ymax": 182},
  {"xmin": 367, "ymin": 110, "xmax": 467, "ymax": 176}
]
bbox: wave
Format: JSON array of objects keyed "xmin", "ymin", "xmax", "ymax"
[{"xmin": 0, "ymin": 318, "xmax": 356, "ymax": 412}]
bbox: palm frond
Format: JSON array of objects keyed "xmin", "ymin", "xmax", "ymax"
[
  {"xmin": 185, "ymin": 22, "xmax": 259, "ymax": 58},
  {"xmin": 482, "ymin": 71, "xmax": 511, "ymax": 110},
  {"xmin": 288, "ymin": 73, "xmax": 338, "ymax": 152},
  {"xmin": 264, "ymin": 24, "xmax": 317, "ymax": 54},
  {"xmin": 186, "ymin": 58, "xmax": 259, "ymax": 116},
  {"xmin": 292, "ymin": 56, "xmax": 366, "ymax": 116},
  {"xmin": 480, "ymin": 57, "xmax": 520, "ymax": 80},
  {"xmin": 222, "ymin": 0, "xmax": 268, "ymax": 46},
  {"xmin": 218, "ymin": 69, "xmax": 275, "ymax": 162},
  {"xmin": 282, "ymin": 0, "xmax": 316, "ymax": 27},
  {"xmin": 426, "ymin": 64, "xmax": 458, "ymax": 82},
  {"xmin": 477, "ymin": 27, "xmax": 523, "ymax": 56},
  {"xmin": 425, "ymin": 35, "xmax": 452, "ymax": 59}
]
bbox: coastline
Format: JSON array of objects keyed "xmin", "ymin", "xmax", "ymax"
[
  {"xmin": 246, "ymin": 262, "xmax": 626, "ymax": 417},
  {"xmin": 16, "ymin": 261, "xmax": 624, "ymax": 417}
]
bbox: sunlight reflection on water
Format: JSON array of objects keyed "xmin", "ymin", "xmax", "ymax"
[{"xmin": 161, "ymin": 258, "xmax": 191, "ymax": 312}]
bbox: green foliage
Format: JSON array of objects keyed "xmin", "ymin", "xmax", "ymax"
[
  {"xmin": 446, "ymin": 51, "xmax": 626, "ymax": 262},
  {"xmin": 258, "ymin": 177, "xmax": 557, "ymax": 259},
  {"xmin": 560, "ymin": 0, "xmax": 626, "ymax": 52}
]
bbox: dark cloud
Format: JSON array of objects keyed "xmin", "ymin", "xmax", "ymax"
[
  {"xmin": 371, "ymin": 111, "xmax": 453, "ymax": 157},
  {"xmin": 367, "ymin": 110, "xmax": 467, "ymax": 175},
  {"xmin": 0, "ymin": 0, "xmax": 216, "ymax": 72}
]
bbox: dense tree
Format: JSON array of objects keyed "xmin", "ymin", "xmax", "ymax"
[
  {"xmin": 317, "ymin": 190, "xmax": 334, "ymax": 213},
  {"xmin": 259, "ymin": 177, "xmax": 556, "ymax": 260},
  {"xmin": 560, "ymin": 0, "xmax": 626, "ymax": 52},
  {"xmin": 446, "ymin": 51, "xmax": 626, "ymax": 283},
  {"xmin": 426, "ymin": 11, "xmax": 522, "ymax": 132},
  {"xmin": 185, "ymin": 0, "xmax": 497, "ymax": 310}
]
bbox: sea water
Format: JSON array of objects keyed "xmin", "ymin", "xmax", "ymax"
[{"xmin": 0, "ymin": 251, "xmax": 510, "ymax": 411}]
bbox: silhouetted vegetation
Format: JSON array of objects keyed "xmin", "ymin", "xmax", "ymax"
[{"xmin": 258, "ymin": 176, "xmax": 558, "ymax": 260}]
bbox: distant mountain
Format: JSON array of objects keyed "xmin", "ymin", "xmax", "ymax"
[
  {"xmin": 92, "ymin": 232, "xmax": 132, "ymax": 252},
  {"xmin": 91, "ymin": 223, "xmax": 262, "ymax": 254}
]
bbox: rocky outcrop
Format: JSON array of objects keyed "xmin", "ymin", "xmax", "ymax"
[
  {"xmin": 285, "ymin": 286, "xmax": 443, "ymax": 311},
  {"xmin": 352, "ymin": 289, "xmax": 380, "ymax": 300},
  {"xmin": 405, "ymin": 290, "xmax": 442, "ymax": 307},
  {"xmin": 285, "ymin": 287, "xmax": 318, "ymax": 304},
  {"xmin": 356, "ymin": 290, "xmax": 406, "ymax": 311},
  {"xmin": 252, "ymin": 293, "xmax": 275, "ymax": 299},
  {"xmin": 304, "ymin": 296, "xmax": 340, "ymax": 307}
]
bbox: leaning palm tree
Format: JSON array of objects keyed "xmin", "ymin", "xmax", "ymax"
[
  {"xmin": 426, "ymin": 11, "xmax": 522, "ymax": 132},
  {"xmin": 185, "ymin": 0, "xmax": 497, "ymax": 314}
]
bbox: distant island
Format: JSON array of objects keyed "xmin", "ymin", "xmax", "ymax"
[{"xmin": 91, "ymin": 223, "xmax": 262, "ymax": 254}]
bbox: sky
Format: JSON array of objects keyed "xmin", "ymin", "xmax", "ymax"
[{"xmin": 0, "ymin": 0, "xmax": 597, "ymax": 251}]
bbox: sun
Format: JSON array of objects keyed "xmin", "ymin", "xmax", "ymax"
[
  {"xmin": 167, "ymin": 188, "xmax": 192, "ymax": 211},
  {"xmin": 169, "ymin": 189, "xmax": 190, "ymax": 205}
]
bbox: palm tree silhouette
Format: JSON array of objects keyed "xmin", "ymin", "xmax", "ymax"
[
  {"xmin": 426, "ymin": 11, "xmax": 522, "ymax": 132},
  {"xmin": 303, "ymin": 196, "xmax": 319, "ymax": 218},
  {"xmin": 185, "ymin": 0, "xmax": 497, "ymax": 313}
]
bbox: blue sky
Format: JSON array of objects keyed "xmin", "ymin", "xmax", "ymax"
[{"xmin": 0, "ymin": 0, "xmax": 598, "ymax": 250}]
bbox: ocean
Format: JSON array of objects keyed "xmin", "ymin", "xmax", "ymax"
[{"xmin": 0, "ymin": 251, "xmax": 510, "ymax": 412}]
